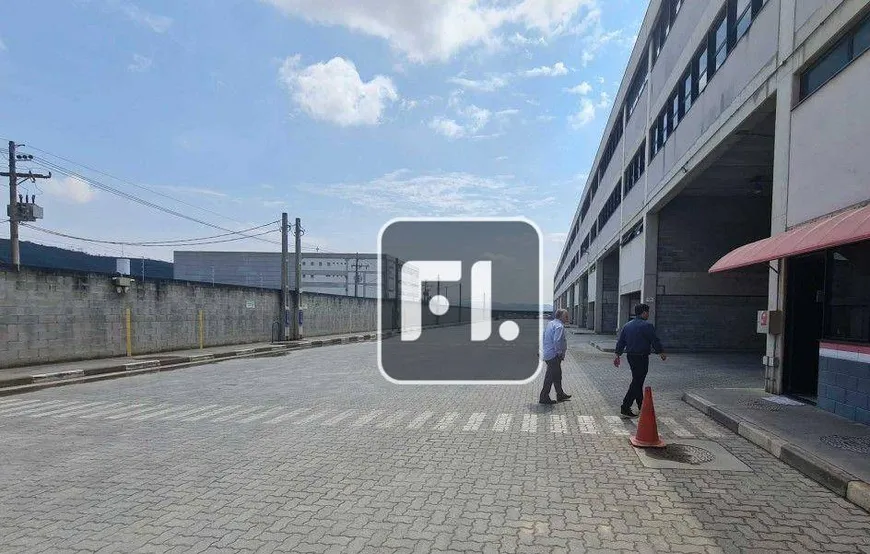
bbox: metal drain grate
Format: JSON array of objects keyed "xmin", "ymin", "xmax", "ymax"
[
  {"xmin": 645, "ymin": 444, "xmax": 715, "ymax": 465},
  {"xmin": 819, "ymin": 435, "xmax": 870, "ymax": 454},
  {"xmin": 739, "ymin": 399, "xmax": 782, "ymax": 412}
]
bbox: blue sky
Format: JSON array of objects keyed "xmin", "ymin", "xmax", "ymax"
[{"xmin": 0, "ymin": 0, "xmax": 644, "ymax": 302}]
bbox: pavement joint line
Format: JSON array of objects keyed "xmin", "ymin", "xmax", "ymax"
[{"xmin": 682, "ymin": 391, "xmax": 870, "ymax": 514}]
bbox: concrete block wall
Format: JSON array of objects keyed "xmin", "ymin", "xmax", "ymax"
[
  {"xmin": 817, "ymin": 344, "xmax": 870, "ymax": 425},
  {"xmin": 656, "ymin": 195, "xmax": 770, "ymax": 351},
  {"xmin": 0, "ymin": 264, "xmax": 385, "ymax": 369}
]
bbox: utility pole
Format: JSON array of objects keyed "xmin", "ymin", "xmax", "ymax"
[
  {"xmin": 292, "ymin": 217, "xmax": 302, "ymax": 340},
  {"xmin": 281, "ymin": 213, "xmax": 290, "ymax": 341},
  {"xmin": 2, "ymin": 141, "xmax": 50, "ymax": 271},
  {"xmin": 353, "ymin": 252, "xmax": 360, "ymax": 298}
]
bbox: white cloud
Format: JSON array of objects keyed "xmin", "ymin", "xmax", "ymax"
[
  {"xmin": 279, "ymin": 55, "xmax": 398, "ymax": 126},
  {"xmin": 429, "ymin": 117, "xmax": 466, "ymax": 139},
  {"xmin": 261, "ymin": 0, "xmax": 600, "ymax": 63},
  {"xmin": 430, "ymin": 103, "xmax": 494, "ymax": 139},
  {"xmin": 495, "ymin": 155, "xmax": 509, "ymax": 161},
  {"xmin": 566, "ymin": 81, "xmax": 592, "ymax": 95},
  {"xmin": 0, "ymin": 35, "xmax": 7, "ymax": 52},
  {"xmin": 522, "ymin": 62, "xmax": 568, "ymax": 77},
  {"xmin": 547, "ymin": 232, "xmax": 568, "ymax": 244},
  {"xmin": 496, "ymin": 109, "xmax": 520, "ymax": 117},
  {"xmin": 42, "ymin": 176, "xmax": 97, "ymax": 204},
  {"xmin": 157, "ymin": 185, "xmax": 228, "ymax": 199},
  {"xmin": 105, "ymin": 0, "xmax": 173, "ymax": 33},
  {"xmin": 568, "ymin": 91, "xmax": 611, "ymax": 129},
  {"xmin": 298, "ymin": 169, "xmax": 540, "ymax": 216},
  {"xmin": 448, "ymin": 75, "xmax": 509, "ymax": 92},
  {"xmin": 509, "ymin": 33, "xmax": 547, "ymax": 47},
  {"xmin": 537, "ymin": 114, "xmax": 556, "ymax": 122},
  {"xmin": 128, "ymin": 54, "xmax": 152, "ymax": 73}
]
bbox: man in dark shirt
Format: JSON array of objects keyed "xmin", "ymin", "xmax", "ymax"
[{"xmin": 614, "ymin": 303, "xmax": 667, "ymax": 417}]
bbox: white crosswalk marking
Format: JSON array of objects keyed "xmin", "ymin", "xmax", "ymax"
[
  {"xmin": 604, "ymin": 416, "xmax": 632, "ymax": 436},
  {"xmin": 237, "ymin": 407, "xmax": 285, "ymax": 423},
  {"xmin": 293, "ymin": 410, "xmax": 332, "ymax": 425},
  {"xmin": 493, "ymin": 414, "xmax": 512, "ymax": 431},
  {"xmin": 463, "ymin": 413, "xmax": 486, "ymax": 431},
  {"xmin": 352, "ymin": 410, "xmax": 384, "ymax": 427},
  {"xmin": 31, "ymin": 401, "xmax": 108, "ymax": 418},
  {"xmin": 521, "ymin": 414, "xmax": 537, "ymax": 433},
  {"xmin": 27, "ymin": 401, "xmax": 92, "ymax": 417},
  {"xmin": 129, "ymin": 405, "xmax": 192, "ymax": 421},
  {"xmin": 80, "ymin": 404, "xmax": 148, "ymax": 419},
  {"xmin": 549, "ymin": 415, "xmax": 568, "ymax": 434},
  {"xmin": 376, "ymin": 411, "xmax": 408, "ymax": 428},
  {"xmin": 185, "ymin": 405, "xmax": 243, "ymax": 422},
  {"xmin": 211, "ymin": 406, "xmax": 263, "ymax": 422},
  {"xmin": 0, "ymin": 400, "xmax": 66, "ymax": 416},
  {"xmin": 660, "ymin": 417, "xmax": 694, "ymax": 438},
  {"xmin": 0, "ymin": 398, "xmax": 40, "ymax": 409},
  {"xmin": 688, "ymin": 417, "xmax": 724, "ymax": 437},
  {"xmin": 12, "ymin": 402, "xmax": 81, "ymax": 417},
  {"xmin": 407, "ymin": 412, "xmax": 434, "ymax": 429},
  {"xmin": 55, "ymin": 402, "xmax": 124, "ymax": 418},
  {"xmin": 576, "ymin": 416, "xmax": 599, "ymax": 434},
  {"xmin": 322, "ymin": 410, "xmax": 356, "ymax": 426},
  {"xmin": 161, "ymin": 405, "xmax": 220, "ymax": 421},
  {"xmin": 106, "ymin": 405, "xmax": 166, "ymax": 420},
  {"xmin": 263, "ymin": 408, "xmax": 310, "ymax": 424},
  {"xmin": 434, "ymin": 412, "xmax": 459, "ymax": 430}
]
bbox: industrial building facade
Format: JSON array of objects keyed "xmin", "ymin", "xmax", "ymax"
[
  {"xmin": 553, "ymin": 0, "xmax": 870, "ymax": 423},
  {"xmin": 173, "ymin": 251, "xmax": 397, "ymax": 300}
]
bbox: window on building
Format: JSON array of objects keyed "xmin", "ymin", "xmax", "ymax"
[
  {"xmin": 696, "ymin": 46, "xmax": 709, "ymax": 93},
  {"xmin": 801, "ymin": 13, "xmax": 870, "ymax": 99},
  {"xmin": 670, "ymin": 93, "xmax": 680, "ymax": 130},
  {"xmin": 735, "ymin": 0, "xmax": 752, "ymax": 39},
  {"xmin": 714, "ymin": 14, "xmax": 728, "ymax": 70},
  {"xmin": 682, "ymin": 70, "xmax": 693, "ymax": 113},
  {"xmin": 825, "ymin": 241, "xmax": 870, "ymax": 343}
]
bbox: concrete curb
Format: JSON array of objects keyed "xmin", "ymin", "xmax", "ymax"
[{"xmin": 682, "ymin": 392, "xmax": 870, "ymax": 514}]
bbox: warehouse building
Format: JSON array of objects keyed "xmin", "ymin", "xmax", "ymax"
[{"xmin": 553, "ymin": 0, "xmax": 869, "ymax": 423}]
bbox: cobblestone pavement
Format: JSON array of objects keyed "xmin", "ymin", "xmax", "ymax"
[{"xmin": 1, "ymin": 328, "xmax": 869, "ymax": 553}]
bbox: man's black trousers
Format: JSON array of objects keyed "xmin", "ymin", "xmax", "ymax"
[
  {"xmin": 622, "ymin": 354, "xmax": 649, "ymax": 410},
  {"xmin": 540, "ymin": 357, "xmax": 566, "ymax": 400}
]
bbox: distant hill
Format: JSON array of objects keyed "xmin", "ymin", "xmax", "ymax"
[{"xmin": 0, "ymin": 239, "xmax": 173, "ymax": 279}]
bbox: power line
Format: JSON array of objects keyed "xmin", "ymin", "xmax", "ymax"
[{"xmin": 21, "ymin": 223, "xmax": 281, "ymax": 248}]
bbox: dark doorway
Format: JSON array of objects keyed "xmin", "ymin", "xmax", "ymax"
[{"xmin": 783, "ymin": 253, "xmax": 826, "ymax": 401}]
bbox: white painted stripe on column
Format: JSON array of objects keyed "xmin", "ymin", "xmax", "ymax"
[
  {"xmin": 660, "ymin": 417, "xmax": 694, "ymax": 438},
  {"xmin": 493, "ymin": 414, "xmax": 513, "ymax": 431},
  {"xmin": 29, "ymin": 401, "xmax": 100, "ymax": 418},
  {"xmin": 604, "ymin": 416, "xmax": 632, "ymax": 436},
  {"xmin": 352, "ymin": 410, "xmax": 384, "ymax": 427},
  {"xmin": 161, "ymin": 405, "xmax": 219, "ymax": 421},
  {"xmin": 211, "ymin": 406, "xmax": 264, "ymax": 422},
  {"xmin": 80, "ymin": 404, "xmax": 149, "ymax": 419},
  {"xmin": 237, "ymin": 407, "xmax": 285, "ymax": 423},
  {"xmin": 293, "ymin": 410, "xmax": 333, "ymax": 425},
  {"xmin": 322, "ymin": 410, "xmax": 356, "ymax": 426},
  {"xmin": 463, "ymin": 413, "xmax": 487, "ymax": 431},
  {"xmin": 549, "ymin": 415, "xmax": 568, "ymax": 434},
  {"xmin": 376, "ymin": 411, "xmax": 408, "ymax": 428},
  {"xmin": 407, "ymin": 412, "xmax": 434, "ymax": 429},
  {"xmin": 434, "ymin": 412, "xmax": 459, "ymax": 430},
  {"xmin": 521, "ymin": 414, "xmax": 537, "ymax": 433},
  {"xmin": 183, "ymin": 405, "xmax": 242, "ymax": 422},
  {"xmin": 129, "ymin": 405, "xmax": 193, "ymax": 421},
  {"xmin": 56, "ymin": 402, "xmax": 123, "ymax": 417},
  {"xmin": 688, "ymin": 417, "xmax": 724, "ymax": 438},
  {"xmin": 106, "ymin": 404, "xmax": 168, "ymax": 420},
  {"xmin": 576, "ymin": 416, "xmax": 599, "ymax": 434},
  {"xmin": 263, "ymin": 408, "xmax": 310, "ymax": 424},
  {"xmin": 0, "ymin": 400, "xmax": 70, "ymax": 416}
]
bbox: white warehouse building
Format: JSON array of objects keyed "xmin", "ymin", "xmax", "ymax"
[{"xmin": 553, "ymin": 0, "xmax": 870, "ymax": 424}]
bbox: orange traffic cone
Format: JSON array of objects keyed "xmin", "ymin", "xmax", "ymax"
[{"xmin": 630, "ymin": 386, "xmax": 666, "ymax": 448}]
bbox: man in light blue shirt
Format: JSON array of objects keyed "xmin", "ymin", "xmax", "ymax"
[{"xmin": 540, "ymin": 309, "xmax": 572, "ymax": 404}]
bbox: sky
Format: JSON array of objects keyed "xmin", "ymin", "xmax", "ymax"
[{"xmin": 0, "ymin": 0, "xmax": 645, "ymax": 303}]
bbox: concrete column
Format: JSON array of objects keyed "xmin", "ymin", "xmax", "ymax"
[
  {"xmin": 594, "ymin": 262, "xmax": 605, "ymax": 333},
  {"xmin": 641, "ymin": 212, "xmax": 660, "ymax": 324},
  {"xmin": 764, "ymin": 0, "xmax": 796, "ymax": 394}
]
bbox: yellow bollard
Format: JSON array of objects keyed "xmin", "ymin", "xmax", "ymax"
[
  {"xmin": 125, "ymin": 308, "xmax": 132, "ymax": 357},
  {"xmin": 199, "ymin": 309, "xmax": 204, "ymax": 350}
]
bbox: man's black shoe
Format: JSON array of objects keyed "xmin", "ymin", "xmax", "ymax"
[
  {"xmin": 557, "ymin": 394, "xmax": 572, "ymax": 402},
  {"xmin": 539, "ymin": 398, "xmax": 557, "ymax": 405},
  {"xmin": 620, "ymin": 407, "xmax": 637, "ymax": 417}
]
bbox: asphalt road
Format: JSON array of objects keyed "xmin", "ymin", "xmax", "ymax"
[{"xmin": 1, "ymin": 332, "xmax": 869, "ymax": 553}]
